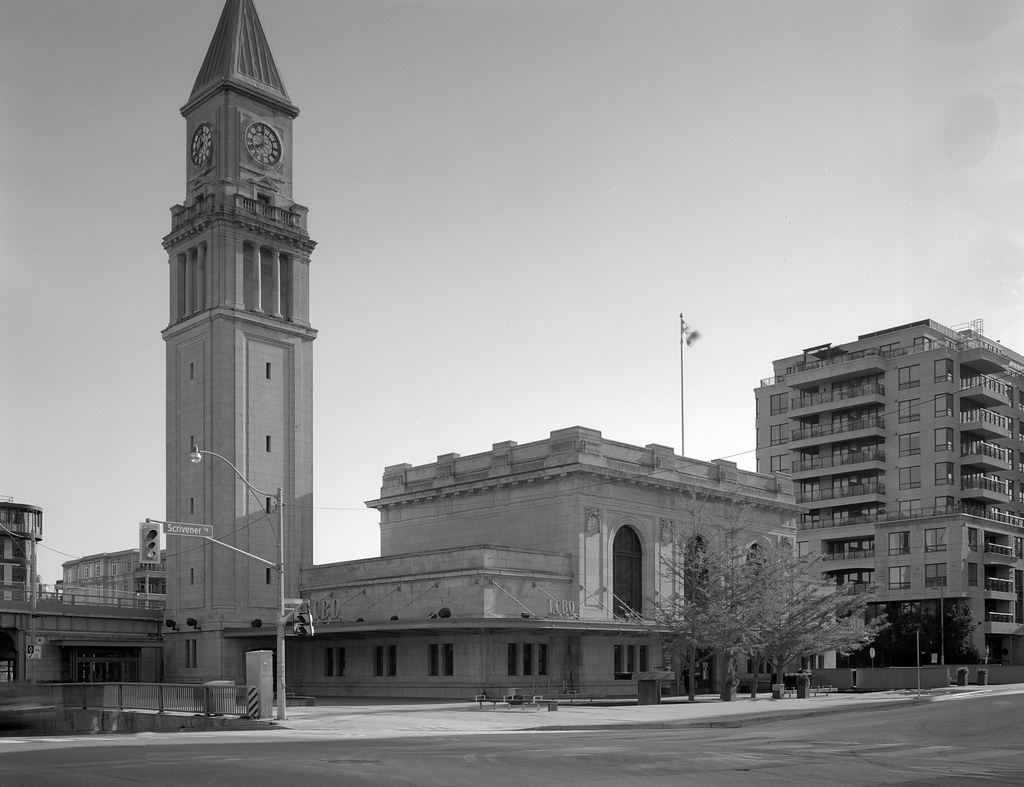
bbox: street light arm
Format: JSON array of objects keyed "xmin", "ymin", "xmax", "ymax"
[{"xmin": 190, "ymin": 444, "xmax": 279, "ymax": 502}]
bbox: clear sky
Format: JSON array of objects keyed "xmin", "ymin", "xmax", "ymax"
[{"xmin": 3, "ymin": 0, "xmax": 1023, "ymax": 585}]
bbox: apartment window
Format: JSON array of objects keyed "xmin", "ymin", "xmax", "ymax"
[
  {"xmin": 898, "ymin": 500, "xmax": 920, "ymax": 516},
  {"xmin": 913, "ymin": 337, "xmax": 932, "ymax": 351},
  {"xmin": 968, "ymin": 562, "xmax": 978, "ymax": 587},
  {"xmin": 889, "ymin": 566, "xmax": 910, "ymax": 590},
  {"xmin": 934, "ymin": 358, "xmax": 953, "ymax": 383},
  {"xmin": 925, "ymin": 527, "xmax": 947, "ymax": 553},
  {"xmin": 934, "ymin": 393, "xmax": 954, "ymax": 418},
  {"xmin": 770, "ymin": 393, "xmax": 788, "ymax": 415},
  {"xmin": 925, "ymin": 563, "xmax": 947, "ymax": 588},
  {"xmin": 898, "ymin": 365, "xmax": 920, "ymax": 390},
  {"xmin": 899, "ymin": 433, "xmax": 920, "ymax": 457},
  {"xmin": 899, "ymin": 466, "xmax": 921, "ymax": 490},
  {"xmin": 770, "ymin": 424, "xmax": 788, "ymax": 446},
  {"xmin": 967, "ymin": 528, "xmax": 979, "ymax": 551},
  {"xmin": 899, "ymin": 399, "xmax": 920, "ymax": 423},
  {"xmin": 770, "ymin": 454, "xmax": 788, "ymax": 473},
  {"xmin": 935, "ymin": 428, "xmax": 954, "ymax": 452},
  {"xmin": 934, "ymin": 496, "xmax": 955, "ymax": 511},
  {"xmin": 507, "ymin": 643, "xmax": 518, "ymax": 676},
  {"xmin": 889, "ymin": 531, "xmax": 910, "ymax": 556},
  {"xmin": 934, "ymin": 462, "xmax": 954, "ymax": 486},
  {"xmin": 797, "ymin": 541, "xmax": 810, "ymax": 557}
]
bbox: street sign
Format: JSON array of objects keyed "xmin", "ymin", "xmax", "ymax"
[
  {"xmin": 26, "ymin": 644, "xmax": 41, "ymax": 660},
  {"xmin": 164, "ymin": 522, "xmax": 214, "ymax": 538}
]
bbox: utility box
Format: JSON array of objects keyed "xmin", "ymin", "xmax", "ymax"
[
  {"xmin": 246, "ymin": 650, "xmax": 274, "ymax": 719},
  {"xmin": 636, "ymin": 670, "xmax": 674, "ymax": 705}
]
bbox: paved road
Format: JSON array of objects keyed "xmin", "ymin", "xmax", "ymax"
[{"xmin": 2, "ymin": 688, "xmax": 1023, "ymax": 785}]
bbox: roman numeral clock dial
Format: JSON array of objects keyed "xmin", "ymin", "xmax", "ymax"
[
  {"xmin": 190, "ymin": 123, "xmax": 212, "ymax": 166},
  {"xmin": 245, "ymin": 121, "xmax": 282, "ymax": 166}
]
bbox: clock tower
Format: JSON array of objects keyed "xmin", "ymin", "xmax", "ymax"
[{"xmin": 162, "ymin": 0, "xmax": 316, "ymax": 682}]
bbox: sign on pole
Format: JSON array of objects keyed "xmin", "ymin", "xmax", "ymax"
[{"xmin": 164, "ymin": 522, "xmax": 215, "ymax": 538}]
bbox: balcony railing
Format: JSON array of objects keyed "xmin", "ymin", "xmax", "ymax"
[
  {"xmin": 985, "ymin": 611, "xmax": 1015, "ymax": 623},
  {"xmin": 984, "ymin": 542, "xmax": 1014, "ymax": 556},
  {"xmin": 985, "ymin": 577, "xmax": 1014, "ymax": 592},
  {"xmin": 962, "ymin": 474, "xmax": 1010, "ymax": 496},
  {"xmin": 797, "ymin": 482, "xmax": 885, "ymax": 504},
  {"xmin": 791, "ymin": 449, "xmax": 885, "ymax": 473},
  {"xmin": 961, "ymin": 374, "xmax": 1010, "ymax": 399},
  {"xmin": 925, "ymin": 576, "xmax": 948, "ymax": 588},
  {"xmin": 791, "ymin": 417, "xmax": 885, "ymax": 442},
  {"xmin": 790, "ymin": 383, "xmax": 885, "ymax": 411},
  {"xmin": 960, "ymin": 408, "xmax": 1010, "ymax": 433},
  {"xmin": 823, "ymin": 548, "xmax": 875, "ymax": 561},
  {"xmin": 235, "ymin": 194, "xmax": 302, "ymax": 227},
  {"xmin": 961, "ymin": 440, "xmax": 1011, "ymax": 465},
  {"xmin": 799, "ymin": 502, "xmax": 1024, "ymax": 531}
]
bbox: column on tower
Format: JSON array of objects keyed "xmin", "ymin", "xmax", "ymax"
[
  {"xmin": 195, "ymin": 243, "xmax": 206, "ymax": 312},
  {"xmin": 184, "ymin": 248, "xmax": 195, "ymax": 314},
  {"xmin": 172, "ymin": 253, "xmax": 186, "ymax": 321},
  {"xmin": 269, "ymin": 250, "xmax": 282, "ymax": 318}
]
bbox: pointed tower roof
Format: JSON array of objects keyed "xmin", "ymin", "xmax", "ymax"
[{"xmin": 184, "ymin": 0, "xmax": 297, "ymax": 116}]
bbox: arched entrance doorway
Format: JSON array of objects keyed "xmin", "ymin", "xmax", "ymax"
[{"xmin": 612, "ymin": 526, "xmax": 642, "ymax": 618}]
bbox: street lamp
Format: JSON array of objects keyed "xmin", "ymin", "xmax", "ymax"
[{"xmin": 189, "ymin": 444, "xmax": 287, "ymax": 721}]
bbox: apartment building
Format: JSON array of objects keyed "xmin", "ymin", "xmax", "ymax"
[
  {"xmin": 62, "ymin": 548, "xmax": 166, "ymax": 609},
  {"xmin": 756, "ymin": 319, "xmax": 1024, "ymax": 665}
]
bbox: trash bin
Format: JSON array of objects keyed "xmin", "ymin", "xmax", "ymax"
[{"xmin": 636, "ymin": 671, "xmax": 674, "ymax": 705}]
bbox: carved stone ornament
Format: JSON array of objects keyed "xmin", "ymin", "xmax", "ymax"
[{"xmin": 585, "ymin": 509, "xmax": 601, "ymax": 536}]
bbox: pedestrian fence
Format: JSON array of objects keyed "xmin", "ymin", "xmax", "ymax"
[{"xmin": 49, "ymin": 682, "xmax": 257, "ymax": 718}]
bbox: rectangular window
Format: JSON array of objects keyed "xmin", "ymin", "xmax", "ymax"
[
  {"xmin": 925, "ymin": 563, "xmax": 947, "ymax": 587},
  {"xmin": 507, "ymin": 643, "xmax": 518, "ymax": 676},
  {"xmin": 934, "ymin": 393, "xmax": 954, "ymax": 418},
  {"xmin": 899, "ymin": 466, "xmax": 921, "ymax": 490},
  {"xmin": 898, "ymin": 500, "xmax": 920, "ymax": 516},
  {"xmin": 613, "ymin": 644, "xmax": 624, "ymax": 676},
  {"xmin": 639, "ymin": 645, "xmax": 648, "ymax": 672},
  {"xmin": 889, "ymin": 531, "xmax": 910, "ymax": 556},
  {"xmin": 935, "ymin": 462, "xmax": 954, "ymax": 486},
  {"xmin": 968, "ymin": 563, "xmax": 978, "ymax": 587},
  {"xmin": 374, "ymin": 645, "xmax": 384, "ymax": 677},
  {"xmin": 770, "ymin": 454, "xmax": 788, "ymax": 473},
  {"xmin": 934, "ymin": 496, "xmax": 955, "ymax": 510},
  {"xmin": 898, "ymin": 364, "xmax": 920, "ymax": 390},
  {"xmin": 899, "ymin": 432, "xmax": 920, "ymax": 457},
  {"xmin": 935, "ymin": 428, "xmax": 954, "ymax": 452},
  {"xmin": 968, "ymin": 528, "xmax": 979, "ymax": 551},
  {"xmin": 266, "ymin": 362, "xmax": 272, "ymax": 379},
  {"xmin": 770, "ymin": 393, "xmax": 788, "ymax": 415},
  {"xmin": 185, "ymin": 639, "xmax": 197, "ymax": 669},
  {"xmin": 537, "ymin": 644, "xmax": 548, "ymax": 676},
  {"xmin": 443, "ymin": 643, "xmax": 454, "ymax": 676},
  {"xmin": 523, "ymin": 643, "xmax": 533, "ymax": 676},
  {"xmin": 899, "ymin": 399, "xmax": 920, "ymax": 423},
  {"xmin": 337, "ymin": 647, "xmax": 346, "ymax": 677},
  {"xmin": 626, "ymin": 645, "xmax": 636, "ymax": 673},
  {"xmin": 388, "ymin": 645, "xmax": 397, "ymax": 676},
  {"xmin": 189, "ymin": 568, "xmax": 194, "ymax": 585},
  {"xmin": 266, "ymin": 567, "xmax": 272, "ymax": 584},
  {"xmin": 266, "ymin": 435, "xmax": 272, "ymax": 452},
  {"xmin": 325, "ymin": 647, "xmax": 335, "ymax": 677},
  {"xmin": 190, "ymin": 497, "xmax": 195, "ymax": 514},
  {"xmin": 925, "ymin": 527, "xmax": 947, "ymax": 553},
  {"xmin": 189, "ymin": 362, "xmax": 194, "ymax": 380},
  {"xmin": 934, "ymin": 358, "xmax": 953, "ymax": 383},
  {"xmin": 888, "ymin": 566, "xmax": 910, "ymax": 590},
  {"xmin": 429, "ymin": 643, "xmax": 439, "ymax": 676},
  {"xmin": 770, "ymin": 424, "xmax": 788, "ymax": 446}
]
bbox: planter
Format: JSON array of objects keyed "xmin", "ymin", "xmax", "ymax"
[
  {"xmin": 720, "ymin": 683, "xmax": 738, "ymax": 702},
  {"xmin": 771, "ymin": 683, "xmax": 786, "ymax": 700}
]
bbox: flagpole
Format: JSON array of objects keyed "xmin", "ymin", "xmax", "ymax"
[{"xmin": 680, "ymin": 314, "xmax": 686, "ymax": 456}]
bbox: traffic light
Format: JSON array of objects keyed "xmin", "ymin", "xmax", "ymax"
[
  {"xmin": 139, "ymin": 521, "xmax": 161, "ymax": 564},
  {"xmin": 292, "ymin": 605, "xmax": 314, "ymax": 637}
]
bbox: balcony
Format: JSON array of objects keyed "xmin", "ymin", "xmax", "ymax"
[
  {"xmin": 960, "ymin": 374, "xmax": 1010, "ymax": 408},
  {"xmin": 789, "ymin": 417, "xmax": 886, "ymax": 449},
  {"xmin": 790, "ymin": 449, "xmax": 886, "ymax": 479},
  {"xmin": 983, "ymin": 619, "xmax": 1021, "ymax": 635},
  {"xmin": 783, "ymin": 348, "xmax": 889, "ymax": 387},
  {"xmin": 983, "ymin": 542, "xmax": 1019, "ymax": 565},
  {"xmin": 984, "ymin": 577, "xmax": 1017, "ymax": 600},
  {"xmin": 823, "ymin": 548, "xmax": 875, "ymax": 562},
  {"xmin": 789, "ymin": 383, "xmax": 886, "ymax": 417},
  {"xmin": 961, "ymin": 441, "xmax": 1011, "ymax": 473},
  {"xmin": 796, "ymin": 481, "xmax": 886, "ymax": 506},
  {"xmin": 962, "ymin": 474, "xmax": 1011, "ymax": 504},
  {"xmin": 960, "ymin": 408, "xmax": 1011, "ymax": 440}
]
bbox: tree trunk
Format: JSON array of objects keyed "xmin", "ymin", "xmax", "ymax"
[
  {"xmin": 750, "ymin": 657, "xmax": 759, "ymax": 699},
  {"xmin": 687, "ymin": 650, "xmax": 697, "ymax": 702}
]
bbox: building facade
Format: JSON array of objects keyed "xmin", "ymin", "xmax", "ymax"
[
  {"xmin": 755, "ymin": 319, "xmax": 1024, "ymax": 664},
  {"xmin": 161, "ymin": 0, "xmax": 316, "ymax": 682},
  {"xmin": 62, "ymin": 548, "xmax": 166, "ymax": 609}
]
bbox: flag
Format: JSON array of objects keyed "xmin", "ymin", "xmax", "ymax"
[{"xmin": 680, "ymin": 315, "xmax": 701, "ymax": 347}]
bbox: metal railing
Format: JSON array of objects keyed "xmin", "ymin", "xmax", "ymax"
[{"xmin": 51, "ymin": 683, "xmax": 254, "ymax": 717}]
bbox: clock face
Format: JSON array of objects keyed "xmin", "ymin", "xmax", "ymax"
[
  {"xmin": 245, "ymin": 122, "xmax": 282, "ymax": 166},
  {"xmin": 190, "ymin": 123, "xmax": 212, "ymax": 166}
]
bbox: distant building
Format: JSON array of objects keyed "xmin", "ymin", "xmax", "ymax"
[
  {"xmin": 62, "ymin": 549, "xmax": 166, "ymax": 609},
  {"xmin": 756, "ymin": 319, "xmax": 1024, "ymax": 665},
  {"xmin": 0, "ymin": 500, "xmax": 41, "ymax": 602}
]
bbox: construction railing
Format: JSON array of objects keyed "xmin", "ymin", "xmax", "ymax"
[{"xmin": 50, "ymin": 682, "xmax": 256, "ymax": 717}]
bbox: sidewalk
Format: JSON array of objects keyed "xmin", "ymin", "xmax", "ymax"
[{"xmin": 266, "ymin": 687, "xmax": 981, "ymax": 738}]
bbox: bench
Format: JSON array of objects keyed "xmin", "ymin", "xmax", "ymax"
[
  {"xmin": 474, "ymin": 694, "xmax": 503, "ymax": 710},
  {"xmin": 812, "ymin": 685, "xmax": 835, "ymax": 696}
]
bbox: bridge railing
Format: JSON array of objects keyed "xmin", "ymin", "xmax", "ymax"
[{"xmin": 50, "ymin": 682, "xmax": 255, "ymax": 717}]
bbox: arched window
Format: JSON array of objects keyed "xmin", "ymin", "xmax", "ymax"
[{"xmin": 612, "ymin": 526, "xmax": 643, "ymax": 618}]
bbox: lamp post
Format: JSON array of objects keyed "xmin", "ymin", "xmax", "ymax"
[{"xmin": 189, "ymin": 444, "xmax": 287, "ymax": 721}]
